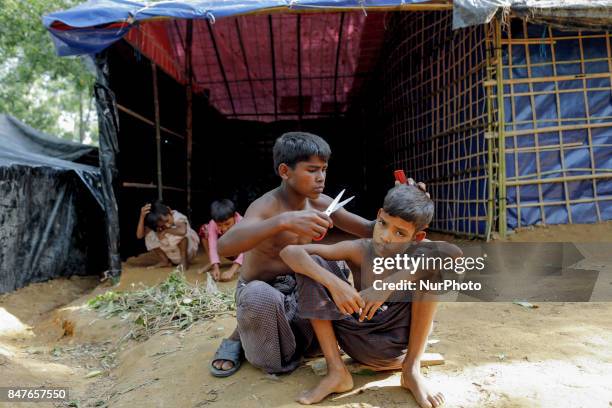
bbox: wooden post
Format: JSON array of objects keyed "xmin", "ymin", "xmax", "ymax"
[
  {"xmin": 485, "ymin": 23, "xmax": 496, "ymax": 241},
  {"xmin": 297, "ymin": 14, "xmax": 303, "ymax": 125},
  {"xmin": 269, "ymin": 15, "xmax": 278, "ymax": 121},
  {"xmin": 186, "ymin": 20, "xmax": 194, "ymax": 218},
  {"xmin": 152, "ymin": 61, "xmax": 163, "ymax": 201},
  {"xmin": 494, "ymin": 19, "xmax": 507, "ymax": 238}
]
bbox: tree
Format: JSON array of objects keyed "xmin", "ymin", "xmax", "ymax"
[{"xmin": 0, "ymin": 0, "xmax": 98, "ymax": 144}]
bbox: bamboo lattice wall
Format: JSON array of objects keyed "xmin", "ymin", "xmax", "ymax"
[
  {"xmin": 373, "ymin": 11, "xmax": 611, "ymax": 238},
  {"xmin": 497, "ymin": 20, "xmax": 612, "ymax": 231},
  {"xmin": 376, "ymin": 11, "xmax": 491, "ymax": 237}
]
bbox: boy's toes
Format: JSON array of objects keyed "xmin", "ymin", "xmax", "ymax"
[
  {"xmin": 428, "ymin": 393, "xmax": 444, "ymax": 407},
  {"xmin": 212, "ymin": 359, "xmax": 232, "ymax": 370}
]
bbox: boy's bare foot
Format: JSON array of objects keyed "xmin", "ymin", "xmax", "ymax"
[
  {"xmin": 219, "ymin": 270, "xmax": 236, "ymax": 282},
  {"xmin": 401, "ymin": 366, "xmax": 445, "ymax": 408},
  {"xmin": 297, "ymin": 366, "xmax": 353, "ymax": 405}
]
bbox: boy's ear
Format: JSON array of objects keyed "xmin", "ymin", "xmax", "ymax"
[
  {"xmin": 278, "ymin": 163, "xmax": 290, "ymax": 180},
  {"xmin": 376, "ymin": 208, "xmax": 383, "ymax": 218},
  {"xmin": 414, "ymin": 231, "xmax": 426, "ymax": 242}
]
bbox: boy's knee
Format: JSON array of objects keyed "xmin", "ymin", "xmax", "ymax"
[
  {"xmin": 237, "ymin": 281, "xmax": 283, "ymax": 318},
  {"xmin": 309, "ymin": 255, "xmax": 349, "ymax": 280}
]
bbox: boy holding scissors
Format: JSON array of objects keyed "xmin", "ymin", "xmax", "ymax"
[{"xmin": 210, "ymin": 132, "xmax": 374, "ymax": 377}]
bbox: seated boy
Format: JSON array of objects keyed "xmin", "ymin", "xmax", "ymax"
[
  {"xmin": 136, "ymin": 201, "xmax": 200, "ymax": 270},
  {"xmin": 198, "ymin": 199, "xmax": 244, "ymax": 281},
  {"xmin": 280, "ymin": 185, "xmax": 462, "ymax": 408}
]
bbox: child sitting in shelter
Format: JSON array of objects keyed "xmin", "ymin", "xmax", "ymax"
[
  {"xmin": 280, "ymin": 184, "xmax": 462, "ymax": 407},
  {"xmin": 136, "ymin": 201, "xmax": 200, "ymax": 270},
  {"xmin": 198, "ymin": 199, "xmax": 244, "ymax": 281}
]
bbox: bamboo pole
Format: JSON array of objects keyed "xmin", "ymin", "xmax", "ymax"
[
  {"xmin": 505, "ymin": 142, "xmax": 583, "ymax": 153},
  {"xmin": 506, "ymin": 173, "xmax": 612, "ymax": 186},
  {"xmin": 185, "ymin": 20, "xmax": 193, "ymax": 218},
  {"xmin": 116, "ymin": 104, "xmax": 185, "ymax": 139},
  {"xmin": 151, "ymin": 62, "xmax": 163, "ymax": 201},
  {"xmin": 509, "ymin": 167, "xmax": 612, "ymax": 180},
  {"xmin": 495, "ymin": 19, "xmax": 507, "ymax": 237},
  {"xmin": 506, "ymin": 196, "xmax": 612, "ymax": 208},
  {"xmin": 548, "ymin": 26, "xmax": 573, "ymax": 224},
  {"xmin": 485, "ymin": 24, "xmax": 496, "ymax": 241},
  {"xmin": 501, "ymin": 56, "xmax": 609, "ymax": 70},
  {"xmin": 500, "ymin": 72, "xmax": 609, "ymax": 85},
  {"xmin": 504, "ymin": 122, "xmax": 612, "ymax": 137},
  {"xmin": 581, "ymin": 29, "xmax": 603, "ymax": 222},
  {"xmin": 490, "ymin": 86, "xmax": 612, "ymax": 98},
  {"xmin": 507, "ymin": 23, "xmax": 522, "ymax": 227},
  {"xmin": 523, "ymin": 21, "xmax": 546, "ymax": 226},
  {"xmin": 506, "ymin": 116, "xmax": 612, "ymax": 125},
  {"xmin": 123, "ymin": 182, "xmax": 186, "ymax": 192}
]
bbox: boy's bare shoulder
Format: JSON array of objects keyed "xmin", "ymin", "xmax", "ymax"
[
  {"xmin": 419, "ymin": 240, "xmax": 463, "ymax": 258},
  {"xmin": 244, "ymin": 189, "xmax": 283, "ymax": 219},
  {"xmin": 309, "ymin": 193, "xmax": 334, "ymax": 211},
  {"xmin": 338, "ymin": 238, "xmax": 369, "ymax": 264}
]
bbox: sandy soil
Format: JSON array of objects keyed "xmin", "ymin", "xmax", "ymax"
[{"xmin": 1, "ymin": 223, "xmax": 611, "ymax": 408}]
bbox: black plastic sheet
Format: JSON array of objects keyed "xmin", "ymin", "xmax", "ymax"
[
  {"xmin": 93, "ymin": 52, "xmax": 122, "ymax": 279},
  {"xmin": 0, "ymin": 114, "xmax": 107, "ymax": 293}
]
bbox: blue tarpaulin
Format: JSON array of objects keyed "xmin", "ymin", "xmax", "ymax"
[
  {"xmin": 453, "ymin": 0, "xmax": 612, "ymax": 29},
  {"xmin": 502, "ymin": 25, "xmax": 612, "ymax": 228},
  {"xmin": 43, "ymin": 0, "xmax": 429, "ymax": 56}
]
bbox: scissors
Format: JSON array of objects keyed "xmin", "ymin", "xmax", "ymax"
[{"xmin": 313, "ymin": 189, "xmax": 354, "ymax": 241}]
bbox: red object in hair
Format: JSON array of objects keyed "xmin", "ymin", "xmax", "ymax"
[{"xmin": 394, "ymin": 170, "xmax": 407, "ymax": 184}]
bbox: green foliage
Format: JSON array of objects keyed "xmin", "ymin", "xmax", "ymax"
[
  {"xmin": 0, "ymin": 0, "xmax": 98, "ymax": 144},
  {"xmin": 88, "ymin": 269, "xmax": 236, "ymax": 340}
]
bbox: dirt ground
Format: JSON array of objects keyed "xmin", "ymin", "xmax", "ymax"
[{"xmin": 1, "ymin": 223, "xmax": 611, "ymax": 408}]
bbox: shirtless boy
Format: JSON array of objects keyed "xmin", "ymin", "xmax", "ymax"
[
  {"xmin": 209, "ymin": 132, "xmax": 378, "ymax": 376},
  {"xmin": 280, "ymin": 185, "xmax": 462, "ymax": 407}
]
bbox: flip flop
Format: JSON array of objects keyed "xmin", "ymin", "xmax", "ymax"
[{"xmin": 210, "ymin": 338, "xmax": 243, "ymax": 377}]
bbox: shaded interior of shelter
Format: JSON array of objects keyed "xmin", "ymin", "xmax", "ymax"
[{"xmin": 111, "ymin": 11, "xmax": 394, "ymax": 259}]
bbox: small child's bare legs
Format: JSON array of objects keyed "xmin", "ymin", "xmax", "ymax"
[
  {"xmin": 177, "ymin": 237, "xmax": 189, "ymax": 271},
  {"xmin": 148, "ymin": 248, "xmax": 172, "ymax": 268},
  {"xmin": 297, "ymin": 319, "xmax": 353, "ymax": 405}
]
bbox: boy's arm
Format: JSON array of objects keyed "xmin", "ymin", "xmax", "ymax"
[
  {"xmin": 217, "ymin": 201, "xmax": 332, "ymax": 257},
  {"xmin": 331, "ymin": 207, "xmax": 375, "ymax": 238},
  {"xmin": 136, "ymin": 204, "xmax": 150, "ymax": 239},
  {"xmin": 280, "ymin": 241, "xmax": 364, "ymax": 315},
  {"xmin": 207, "ymin": 221, "xmax": 221, "ymax": 265},
  {"xmin": 313, "ymin": 194, "xmax": 374, "ymax": 238},
  {"xmin": 217, "ymin": 215, "xmax": 281, "ymax": 257}
]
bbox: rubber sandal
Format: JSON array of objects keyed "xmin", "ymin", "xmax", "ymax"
[{"xmin": 210, "ymin": 338, "xmax": 243, "ymax": 377}]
